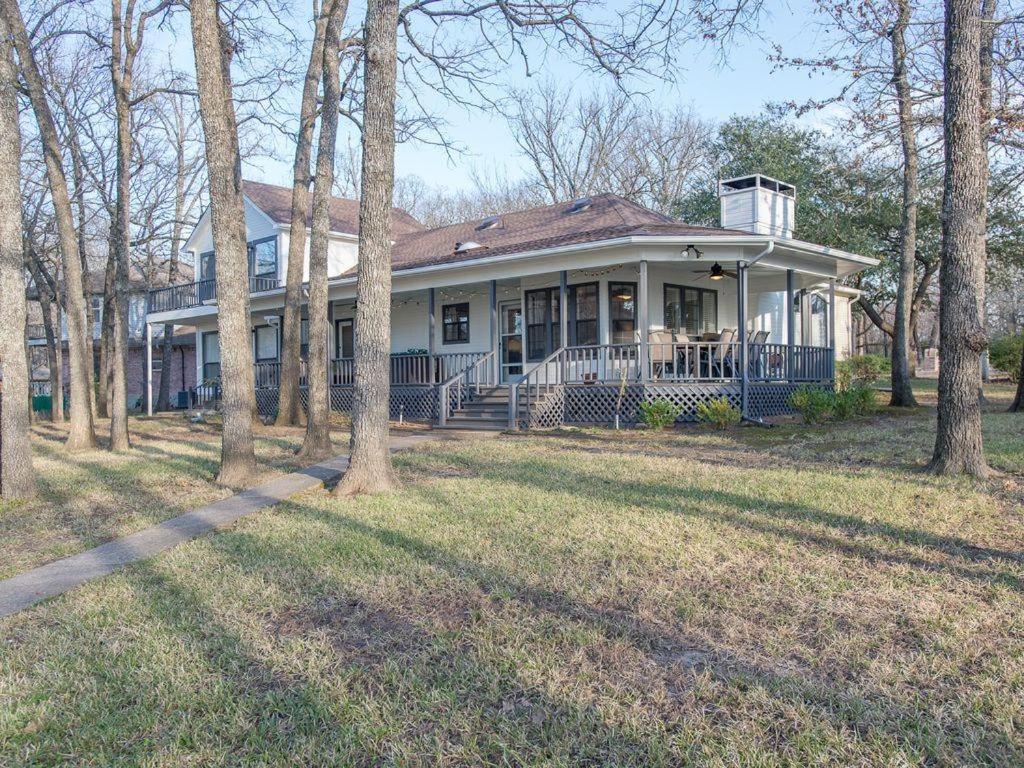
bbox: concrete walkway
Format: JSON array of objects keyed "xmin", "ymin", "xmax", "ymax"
[{"xmin": 0, "ymin": 431, "xmax": 477, "ymax": 619}]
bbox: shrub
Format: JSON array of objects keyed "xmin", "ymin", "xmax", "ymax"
[
  {"xmin": 831, "ymin": 389, "xmax": 858, "ymax": 421},
  {"xmin": 849, "ymin": 384, "xmax": 878, "ymax": 415},
  {"xmin": 835, "ymin": 354, "xmax": 889, "ymax": 391},
  {"xmin": 639, "ymin": 399, "xmax": 682, "ymax": 430},
  {"xmin": 789, "ymin": 386, "xmax": 833, "ymax": 424},
  {"xmin": 989, "ymin": 334, "xmax": 1023, "ymax": 383},
  {"xmin": 695, "ymin": 397, "xmax": 742, "ymax": 429}
]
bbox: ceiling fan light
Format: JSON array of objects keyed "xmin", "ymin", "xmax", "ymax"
[{"xmin": 709, "ymin": 272, "xmax": 724, "ymax": 281}]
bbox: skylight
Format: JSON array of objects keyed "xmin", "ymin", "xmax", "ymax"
[
  {"xmin": 567, "ymin": 197, "xmax": 592, "ymax": 213},
  {"xmin": 454, "ymin": 240, "xmax": 484, "ymax": 253},
  {"xmin": 476, "ymin": 215, "xmax": 501, "ymax": 231}
]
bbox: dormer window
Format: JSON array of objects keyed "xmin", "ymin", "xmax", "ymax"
[
  {"xmin": 476, "ymin": 215, "xmax": 500, "ymax": 231},
  {"xmin": 567, "ymin": 197, "xmax": 592, "ymax": 213}
]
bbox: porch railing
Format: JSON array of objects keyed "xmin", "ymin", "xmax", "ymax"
[
  {"xmin": 438, "ymin": 351, "xmax": 496, "ymax": 426},
  {"xmin": 510, "ymin": 346, "xmax": 566, "ymax": 429},
  {"xmin": 147, "ymin": 276, "xmax": 280, "ymax": 313},
  {"xmin": 255, "ymin": 351, "xmax": 491, "ymax": 389}
]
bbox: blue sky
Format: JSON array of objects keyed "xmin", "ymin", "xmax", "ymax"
[{"xmin": 227, "ymin": 0, "xmax": 847, "ymax": 193}]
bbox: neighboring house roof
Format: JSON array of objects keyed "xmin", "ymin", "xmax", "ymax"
[{"xmin": 242, "ymin": 180, "xmax": 426, "ymax": 238}]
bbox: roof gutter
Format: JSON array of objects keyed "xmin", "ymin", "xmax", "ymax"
[{"xmin": 745, "ymin": 239, "xmax": 775, "ymax": 267}]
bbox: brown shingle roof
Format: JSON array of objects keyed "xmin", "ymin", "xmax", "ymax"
[
  {"xmin": 242, "ymin": 180, "xmax": 426, "ymax": 237},
  {"xmin": 387, "ymin": 196, "xmax": 749, "ymax": 272}
]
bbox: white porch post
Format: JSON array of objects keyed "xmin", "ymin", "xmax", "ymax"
[
  {"xmin": 737, "ymin": 262, "xmax": 749, "ymax": 418},
  {"xmin": 559, "ymin": 270, "xmax": 568, "ymax": 348},
  {"xmin": 489, "ymin": 280, "xmax": 498, "ymax": 383},
  {"xmin": 427, "ymin": 287, "xmax": 435, "ymax": 384},
  {"xmin": 638, "ymin": 260, "xmax": 649, "ymax": 382},
  {"xmin": 828, "ymin": 278, "xmax": 837, "ymax": 379},
  {"xmin": 786, "ymin": 269, "xmax": 796, "ymax": 382},
  {"xmin": 145, "ymin": 322, "xmax": 153, "ymax": 416}
]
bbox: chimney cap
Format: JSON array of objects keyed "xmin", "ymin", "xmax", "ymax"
[{"xmin": 720, "ymin": 174, "xmax": 795, "ymax": 197}]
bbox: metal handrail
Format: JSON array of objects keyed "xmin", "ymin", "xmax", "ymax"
[
  {"xmin": 438, "ymin": 350, "xmax": 495, "ymax": 426},
  {"xmin": 509, "ymin": 346, "xmax": 565, "ymax": 430}
]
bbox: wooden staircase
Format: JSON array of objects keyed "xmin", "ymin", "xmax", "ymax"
[{"xmin": 439, "ymin": 386, "xmax": 512, "ymax": 431}]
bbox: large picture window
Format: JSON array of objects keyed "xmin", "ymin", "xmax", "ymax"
[
  {"xmin": 525, "ymin": 288, "xmax": 561, "ymax": 361},
  {"xmin": 253, "ymin": 325, "xmax": 279, "ymax": 362},
  {"xmin": 664, "ymin": 284, "xmax": 718, "ymax": 337},
  {"xmin": 608, "ymin": 282, "xmax": 637, "ymax": 345},
  {"xmin": 202, "ymin": 331, "xmax": 220, "ymax": 380},
  {"xmin": 442, "ymin": 302, "xmax": 470, "ymax": 344},
  {"xmin": 568, "ymin": 283, "xmax": 599, "ymax": 346}
]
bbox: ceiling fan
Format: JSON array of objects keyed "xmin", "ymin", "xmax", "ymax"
[{"xmin": 693, "ymin": 262, "xmax": 737, "ymax": 281}]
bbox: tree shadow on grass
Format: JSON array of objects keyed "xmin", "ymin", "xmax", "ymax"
[{"xmin": 285, "ymin": 501, "xmax": 1022, "ymax": 766}]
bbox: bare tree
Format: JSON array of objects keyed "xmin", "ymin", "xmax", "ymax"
[
  {"xmin": 300, "ymin": 0, "xmax": 346, "ymax": 460},
  {"xmin": 889, "ymin": 0, "xmax": 919, "ymax": 407},
  {"xmin": 276, "ymin": 0, "xmax": 334, "ymax": 428},
  {"xmin": 189, "ymin": 0, "xmax": 258, "ymax": 485},
  {"xmin": 0, "ymin": 14, "xmax": 34, "ymax": 498},
  {"xmin": 335, "ymin": 0, "xmax": 399, "ymax": 495},
  {"xmin": 1, "ymin": 0, "xmax": 98, "ymax": 450},
  {"xmin": 928, "ymin": 0, "xmax": 988, "ymax": 476}
]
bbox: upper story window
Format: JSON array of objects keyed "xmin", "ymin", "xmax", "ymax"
[
  {"xmin": 248, "ymin": 237, "xmax": 277, "ymax": 279},
  {"xmin": 442, "ymin": 302, "xmax": 470, "ymax": 344},
  {"xmin": 200, "ymin": 251, "xmax": 215, "ymax": 282}
]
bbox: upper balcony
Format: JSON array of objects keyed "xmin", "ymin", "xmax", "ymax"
[{"xmin": 147, "ymin": 276, "xmax": 280, "ymax": 314}]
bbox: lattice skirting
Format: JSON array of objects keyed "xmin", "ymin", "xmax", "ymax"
[
  {"xmin": 549, "ymin": 382, "xmax": 818, "ymax": 427},
  {"xmin": 257, "ymin": 385, "xmax": 435, "ymax": 421}
]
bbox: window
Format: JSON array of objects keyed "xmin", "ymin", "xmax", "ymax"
[
  {"xmin": 202, "ymin": 331, "xmax": 220, "ymax": 380},
  {"xmin": 810, "ymin": 294, "xmax": 828, "ymax": 347},
  {"xmin": 300, "ymin": 319, "xmax": 309, "ymax": 359},
  {"xmin": 253, "ymin": 325, "xmax": 279, "ymax": 362},
  {"xmin": 335, "ymin": 318, "xmax": 353, "ymax": 358},
  {"xmin": 90, "ymin": 296, "xmax": 103, "ymax": 339},
  {"xmin": 525, "ymin": 288, "xmax": 561, "ymax": 361},
  {"xmin": 248, "ymin": 237, "xmax": 277, "ymax": 278},
  {"xmin": 568, "ymin": 282, "xmax": 599, "ymax": 346},
  {"xmin": 608, "ymin": 282, "xmax": 637, "ymax": 344},
  {"xmin": 442, "ymin": 302, "xmax": 470, "ymax": 344},
  {"xmin": 664, "ymin": 284, "xmax": 718, "ymax": 337},
  {"xmin": 200, "ymin": 251, "xmax": 215, "ymax": 282}
]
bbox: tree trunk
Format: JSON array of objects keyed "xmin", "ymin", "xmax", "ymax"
[
  {"xmin": 977, "ymin": 0, "xmax": 996, "ymax": 390},
  {"xmin": 0, "ymin": 0, "xmax": 97, "ymax": 450},
  {"xmin": 300, "ymin": 0, "xmax": 345, "ymax": 461},
  {"xmin": 107, "ymin": 0, "xmax": 139, "ymax": 451},
  {"xmin": 277, "ymin": 0, "xmax": 333, "ymax": 428},
  {"xmin": 928, "ymin": 0, "xmax": 988, "ymax": 477},
  {"xmin": 0, "ymin": 18, "xmax": 34, "ymax": 499},
  {"xmin": 98, "ymin": 247, "xmax": 115, "ymax": 417},
  {"xmin": 889, "ymin": 0, "xmax": 918, "ymax": 408},
  {"xmin": 335, "ymin": 0, "xmax": 399, "ymax": 496},
  {"xmin": 189, "ymin": 0, "xmax": 258, "ymax": 486},
  {"xmin": 1010, "ymin": 349, "xmax": 1023, "ymax": 412}
]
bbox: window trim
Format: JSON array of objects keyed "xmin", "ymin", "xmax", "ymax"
[
  {"xmin": 524, "ymin": 287, "xmax": 561, "ymax": 362},
  {"xmin": 663, "ymin": 282, "xmax": 718, "ymax": 337},
  {"xmin": 608, "ymin": 281, "xmax": 638, "ymax": 345},
  {"xmin": 201, "ymin": 330, "xmax": 220, "ymax": 381},
  {"xmin": 567, "ymin": 281, "xmax": 599, "ymax": 347},
  {"xmin": 441, "ymin": 301, "xmax": 471, "ymax": 345},
  {"xmin": 247, "ymin": 236, "xmax": 278, "ymax": 279},
  {"xmin": 252, "ymin": 324, "xmax": 280, "ymax": 363},
  {"xmin": 334, "ymin": 318, "xmax": 354, "ymax": 359}
]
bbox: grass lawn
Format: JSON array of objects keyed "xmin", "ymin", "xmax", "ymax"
[{"xmin": 1, "ymin": 386, "xmax": 1022, "ymax": 766}]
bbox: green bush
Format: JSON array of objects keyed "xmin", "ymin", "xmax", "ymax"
[
  {"xmin": 849, "ymin": 384, "xmax": 878, "ymax": 415},
  {"xmin": 695, "ymin": 397, "xmax": 741, "ymax": 429},
  {"xmin": 789, "ymin": 386, "xmax": 833, "ymax": 424},
  {"xmin": 989, "ymin": 334, "xmax": 1023, "ymax": 383},
  {"xmin": 835, "ymin": 353, "xmax": 889, "ymax": 391},
  {"xmin": 831, "ymin": 389, "xmax": 858, "ymax": 420},
  {"xmin": 639, "ymin": 399, "xmax": 683, "ymax": 430}
]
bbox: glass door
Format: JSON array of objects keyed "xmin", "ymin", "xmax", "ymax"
[{"xmin": 499, "ymin": 300, "xmax": 523, "ymax": 382}]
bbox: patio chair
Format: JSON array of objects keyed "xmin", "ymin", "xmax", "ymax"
[
  {"xmin": 748, "ymin": 330, "xmax": 769, "ymax": 379},
  {"xmin": 648, "ymin": 330, "xmax": 676, "ymax": 379},
  {"xmin": 711, "ymin": 328, "xmax": 736, "ymax": 378}
]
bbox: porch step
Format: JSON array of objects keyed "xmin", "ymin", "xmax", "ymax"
[
  {"xmin": 439, "ymin": 414, "xmax": 508, "ymax": 431},
  {"xmin": 441, "ymin": 386, "xmax": 512, "ymax": 431}
]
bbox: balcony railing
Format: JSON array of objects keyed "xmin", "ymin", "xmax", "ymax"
[{"xmin": 147, "ymin": 276, "xmax": 280, "ymax": 313}]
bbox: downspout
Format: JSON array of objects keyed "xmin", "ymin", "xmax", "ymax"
[{"xmin": 741, "ymin": 240, "xmax": 775, "ymax": 426}]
